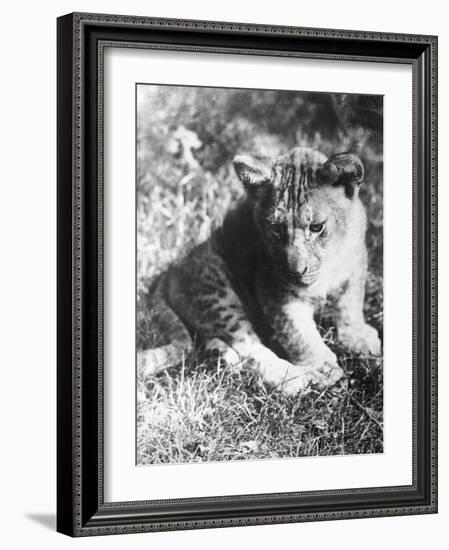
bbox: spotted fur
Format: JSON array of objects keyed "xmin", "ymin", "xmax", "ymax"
[{"xmin": 138, "ymin": 147, "xmax": 381, "ymax": 394}]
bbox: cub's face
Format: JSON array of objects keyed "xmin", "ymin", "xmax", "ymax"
[
  {"xmin": 234, "ymin": 147, "xmax": 365, "ymax": 286},
  {"xmin": 257, "ymin": 184, "xmax": 352, "ymax": 286}
]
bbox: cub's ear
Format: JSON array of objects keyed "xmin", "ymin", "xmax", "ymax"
[
  {"xmin": 233, "ymin": 154, "xmax": 273, "ymax": 192},
  {"xmin": 317, "ymin": 153, "xmax": 365, "ymax": 199}
]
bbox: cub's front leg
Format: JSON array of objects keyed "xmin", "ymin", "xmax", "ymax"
[
  {"xmin": 334, "ymin": 250, "xmax": 381, "ymax": 356},
  {"xmin": 170, "ymin": 253, "xmax": 314, "ymax": 395},
  {"xmin": 265, "ymin": 299, "xmax": 345, "ymax": 391}
]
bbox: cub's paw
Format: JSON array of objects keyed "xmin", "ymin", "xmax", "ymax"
[
  {"xmin": 304, "ymin": 360, "xmax": 345, "ymax": 390},
  {"xmin": 261, "ymin": 358, "xmax": 344, "ymax": 396},
  {"xmin": 259, "ymin": 358, "xmax": 310, "ymax": 395},
  {"xmin": 204, "ymin": 338, "xmax": 242, "ymax": 371},
  {"xmin": 137, "ymin": 348, "xmax": 169, "ymax": 380},
  {"xmin": 137, "ymin": 349, "xmax": 149, "ymax": 381},
  {"xmin": 338, "ymin": 323, "xmax": 381, "ymax": 356},
  {"xmin": 317, "ymin": 345, "xmax": 338, "ymax": 368},
  {"xmin": 297, "ymin": 346, "xmax": 344, "ymax": 390}
]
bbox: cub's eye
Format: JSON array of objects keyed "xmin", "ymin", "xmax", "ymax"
[
  {"xmin": 270, "ymin": 223, "xmax": 286, "ymax": 240},
  {"xmin": 310, "ymin": 222, "xmax": 325, "ymax": 234}
]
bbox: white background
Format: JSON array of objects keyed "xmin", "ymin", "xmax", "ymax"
[
  {"xmin": 0, "ymin": 1, "xmax": 446, "ymax": 549},
  {"xmin": 105, "ymin": 49, "xmax": 413, "ymax": 501}
]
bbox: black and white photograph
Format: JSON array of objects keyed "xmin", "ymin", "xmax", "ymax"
[
  {"xmin": 51, "ymin": 7, "xmax": 438, "ymax": 540},
  {"xmin": 136, "ymin": 84, "xmax": 384, "ymax": 465}
]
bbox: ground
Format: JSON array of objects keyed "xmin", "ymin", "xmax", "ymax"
[{"xmin": 136, "ymin": 85, "xmax": 383, "ymax": 465}]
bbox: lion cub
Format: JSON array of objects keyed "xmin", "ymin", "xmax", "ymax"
[{"xmin": 139, "ymin": 147, "xmax": 381, "ymax": 394}]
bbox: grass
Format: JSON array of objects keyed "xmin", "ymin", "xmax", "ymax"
[
  {"xmin": 136, "ymin": 85, "xmax": 383, "ymax": 465},
  {"xmin": 137, "ymin": 308, "xmax": 383, "ymax": 465}
]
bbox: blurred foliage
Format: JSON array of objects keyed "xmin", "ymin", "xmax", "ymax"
[{"xmin": 138, "ymin": 86, "xmax": 382, "ymax": 177}]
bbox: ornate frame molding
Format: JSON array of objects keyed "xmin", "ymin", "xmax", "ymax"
[{"xmin": 57, "ymin": 12, "xmax": 437, "ymax": 537}]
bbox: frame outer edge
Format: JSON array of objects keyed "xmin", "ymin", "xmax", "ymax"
[
  {"xmin": 69, "ymin": 11, "xmax": 436, "ymax": 44},
  {"xmin": 58, "ymin": 11, "xmax": 438, "ymax": 536},
  {"xmin": 430, "ymin": 36, "xmax": 438, "ymax": 513},
  {"xmin": 72, "ymin": 12, "xmax": 84, "ymax": 537},
  {"xmin": 57, "ymin": 13, "xmax": 77, "ymax": 537}
]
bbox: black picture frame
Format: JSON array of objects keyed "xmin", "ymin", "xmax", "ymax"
[{"xmin": 57, "ymin": 12, "xmax": 438, "ymax": 537}]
